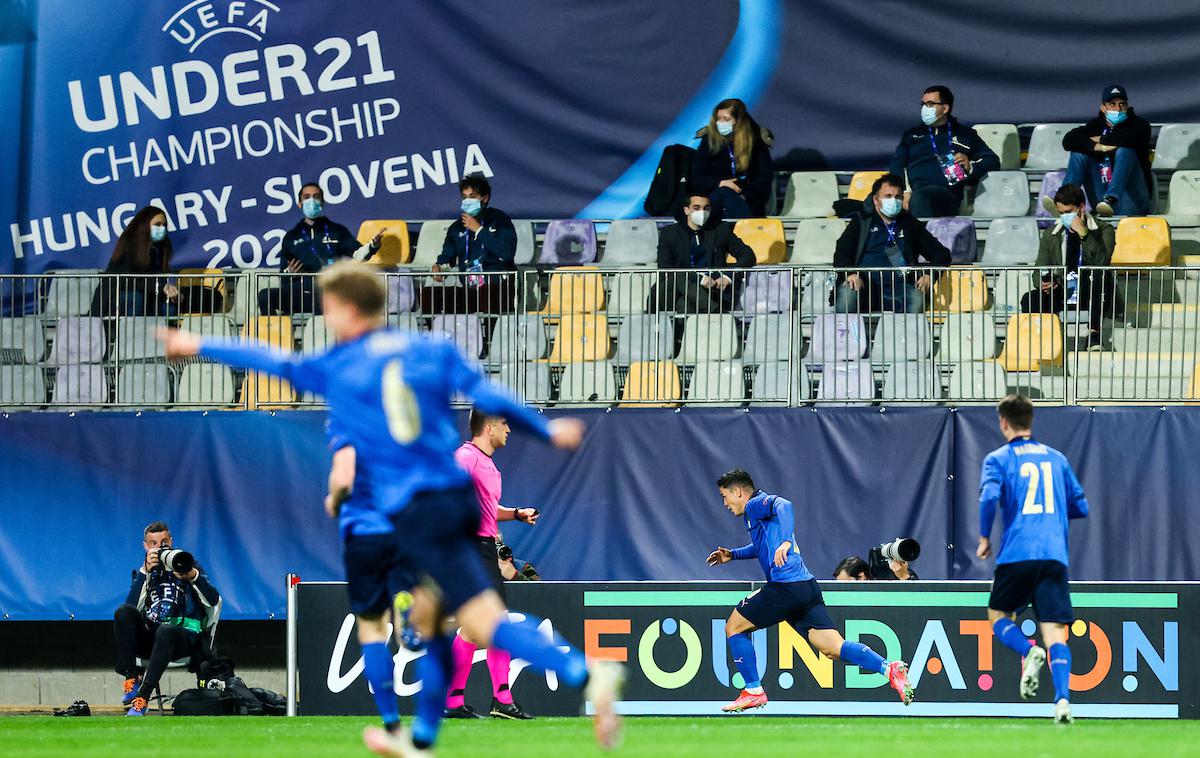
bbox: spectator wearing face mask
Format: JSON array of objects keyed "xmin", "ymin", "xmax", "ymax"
[
  {"xmin": 90, "ymin": 206, "xmax": 179, "ymax": 318},
  {"xmin": 889, "ymin": 85, "xmax": 999, "ymax": 218},
  {"xmin": 258, "ymin": 182, "xmax": 382, "ymax": 316},
  {"xmin": 1047, "ymin": 85, "xmax": 1152, "ymax": 217},
  {"xmin": 425, "ymin": 174, "xmax": 517, "ymax": 315},
  {"xmin": 653, "ymin": 193, "xmax": 756, "ymax": 314},
  {"xmin": 688, "ymin": 98, "xmax": 775, "ymax": 219}
]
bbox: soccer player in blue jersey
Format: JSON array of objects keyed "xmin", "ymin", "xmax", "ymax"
[
  {"xmin": 977, "ymin": 395, "xmax": 1089, "ymax": 724},
  {"xmin": 706, "ymin": 469, "xmax": 914, "ymax": 712},
  {"xmin": 160, "ymin": 262, "xmax": 624, "ymax": 755}
]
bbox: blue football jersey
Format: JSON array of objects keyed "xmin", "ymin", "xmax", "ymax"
[
  {"xmin": 978, "ymin": 436, "xmax": 1089, "ymax": 566},
  {"xmin": 325, "ymin": 416, "xmax": 392, "ymax": 539},
  {"xmin": 730, "ymin": 491, "xmax": 813, "ymax": 582}
]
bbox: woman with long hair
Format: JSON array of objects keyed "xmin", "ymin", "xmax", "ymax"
[
  {"xmin": 90, "ymin": 206, "xmax": 179, "ymax": 317},
  {"xmin": 688, "ymin": 98, "xmax": 775, "ymax": 218}
]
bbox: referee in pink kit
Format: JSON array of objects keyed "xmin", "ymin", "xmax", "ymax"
[{"xmin": 444, "ymin": 410, "xmax": 540, "ymax": 720}]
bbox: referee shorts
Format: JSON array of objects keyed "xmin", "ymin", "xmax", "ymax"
[{"xmin": 476, "ymin": 537, "xmax": 507, "ymax": 603}]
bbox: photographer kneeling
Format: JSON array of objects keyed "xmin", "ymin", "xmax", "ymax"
[
  {"xmin": 114, "ymin": 521, "xmax": 220, "ymax": 716},
  {"xmin": 868, "ymin": 538, "xmax": 921, "ymax": 581}
]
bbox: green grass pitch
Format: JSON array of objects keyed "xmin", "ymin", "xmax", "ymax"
[{"xmin": 3, "ymin": 715, "xmax": 1198, "ymax": 757}]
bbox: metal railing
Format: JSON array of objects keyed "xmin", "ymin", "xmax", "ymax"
[{"xmin": 2, "ymin": 265, "xmax": 1198, "ymax": 410}]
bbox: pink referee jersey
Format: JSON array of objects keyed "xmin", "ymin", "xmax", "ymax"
[{"xmin": 455, "ymin": 442, "xmax": 502, "ymax": 538}]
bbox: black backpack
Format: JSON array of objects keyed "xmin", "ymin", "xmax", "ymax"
[
  {"xmin": 173, "ymin": 688, "xmax": 246, "ymax": 716},
  {"xmin": 643, "ymin": 144, "xmax": 696, "ymax": 217}
]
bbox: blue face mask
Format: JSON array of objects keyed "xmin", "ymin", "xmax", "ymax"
[
  {"xmin": 716, "ymin": 120, "xmax": 735, "ymax": 137},
  {"xmin": 880, "ymin": 197, "xmax": 903, "ymax": 218},
  {"xmin": 1060, "ymin": 212, "xmax": 1077, "ymax": 229},
  {"xmin": 301, "ymin": 198, "xmax": 323, "ymax": 219},
  {"xmin": 461, "ymin": 197, "xmax": 483, "ymax": 216},
  {"xmin": 920, "ymin": 105, "xmax": 940, "ymax": 126},
  {"xmin": 150, "ymin": 224, "xmax": 167, "ymax": 242},
  {"xmin": 1105, "ymin": 109, "xmax": 1127, "ymax": 125}
]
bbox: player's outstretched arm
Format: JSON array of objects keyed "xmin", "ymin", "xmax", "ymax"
[
  {"xmin": 706, "ymin": 547, "xmax": 733, "ymax": 566},
  {"xmin": 159, "ymin": 327, "xmax": 321, "ymax": 392},
  {"xmin": 445, "ymin": 340, "xmax": 573, "ymax": 443},
  {"xmin": 1064, "ymin": 463, "xmax": 1090, "ymax": 520}
]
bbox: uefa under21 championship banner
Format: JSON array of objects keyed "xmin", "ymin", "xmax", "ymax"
[{"xmin": 294, "ymin": 581, "xmax": 1198, "ymax": 719}]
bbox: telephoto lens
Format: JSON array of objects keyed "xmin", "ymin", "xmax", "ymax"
[
  {"xmin": 158, "ymin": 547, "xmax": 196, "ymax": 574},
  {"xmin": 879, "ymin": 538, "xmax": 920, "ymax": 563}
]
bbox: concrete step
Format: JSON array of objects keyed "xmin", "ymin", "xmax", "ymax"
[
  {"xmin": 1065, "ymin": 351, "xmax": 1196, "ymax": 378},
  {"xmin": 1074, "ymin": 375, "xmax": 1193, "ymax": 401},
  {"xmin": 1123, "ymin": 302, "xmax": 1200, "ymax": 328},
  {"xmin": 1112, "ymin": 326, "xmax": 1200, "ymax": 352}
]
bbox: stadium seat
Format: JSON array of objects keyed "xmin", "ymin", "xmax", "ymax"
[
  {"xmin": 602, "ymin": 219, "xmax": 658, "ymax": 267},
  {"xmin": 882, "ymin": 362, "xmax": 940, "ymax": 403},
  {"xmin": 0, "ymin": 317, "xmax": 45, "ymax": 363},
  {"xmin": 871, "ymin": 313, "xmax": 931, "ymax": 362},
  {"xmin": 542, "ymin": 268, "xmax": 605, "ymax": 315},
  {"xmin": 1167, "ymin": 170, "xmax": 1200, "ymax": 215},
  {"xmin": 732, "ymin": 219, "xmax": 787, "ymax": 264},
  {"xmin": 177, "ymin": 364, "xmax": 235, "ymax": 405},
  {"xmin": 847, "ymin": 171, "xmax": 886, "ymax": 202},
  {"xmin": 937, "ymin": 313, "xmax": 998, "ymax": 361},
  {"xmin": 679, "ymin": 314, "xmax": 739, "ymax": 363},
  {"xmin": 547, "ymin": 314, "xmax": 610, "ymax": 363},
  {"xmin": 799, "ymin": 271, "xmax": 837, "ymax": 315},
  {"xmin": 412, "ymin": 220, "xmax": 453, "ymax": 269},
  {"xmin": 790, "ymin": 218, "xmax": 846, "ymax": 266},
  {"xmin": 51, "ymin": 364, "xmax": 108, "ymax": 405},
  {"xmin": 180, "ymin": 315, "xmax": 236, "ymax": 340},
  {"xmin": 540, "ymin": 220, "xmax": 597, "ymax": 266},
  {"xmin": 778, "ymin": 171, "xmax": 839, "ymax": 217},
  {"xmin": 751, "ymin": 362, "xmax": 812, "ymax": 404},
  {"xmin": 241, "ymin": 317, "xmax": 295, "ymax": 407},
  {"xmin": 614, "ymin": 314, "xmax": 674, "ymax": 366},
  {"xmin": 998, "ymin": 314, "xmax": 1064, "ymax": 371},
  {"xmin": 620, "ymin": 360, "xmax": 682, "ymax": 406},
  {"xmin": 687, "ymin": 361, "xmax": 746, "ymax": 404},
  {"xmin": 513, "ymin": 220, "xmax": 537, "ymax": 266},
  {"xmin": 489, "ymin": 314, "xmax": 547, "ymax": 363},
  {"xmin": 385, "ymin": 274, "xmax": 416, "ymax": 313},
  {"xmin": 1113, "ymin": 217, "xmax": 1171, "ymax": 266},
  {"xmin": 742, "ymin": 314, "xmax": 798, "ymax": 364},
  {"xmin": 925, "ymin": 217, "xmax": 977, "ymax": 264},
  {"xmin": 230, "ymin": 272, "xmax": 252, "ymax": 327},
  {"xmin": 559, "ymin": 362, "xmax": 618, "ymax": 404},
  {"xmin": 1034, "ymin": 170, "xmax": 1087, "ymax": 218},
  {"xmin": 432, "ymin": 314, "xmax": 484, "ymax": 360},
  {"xmin": 808, "ymin": 313, "xmax": 867, "ymax": 363},
  {"xmin": 243, "ymin": 316, "xmax": 294, "ymax": 350},
  {"xmin": 946, "ymin": 361, "xmax": 1008, "ymax": 403},
  {"xmin": 0, "ymin": 365, "xmax": 46, "ymax": 406},
  {"xmin": 114, "ymin": 317, "xmax": 167, "ymax": 362},
  {"xmin": 357, "ymin": 221, "xmax": 410, "ymax": 266},
  {"xmin": 116, "ymin": 364, "xmax": 172, "ymax": 404},
  {"xmin": 176, "ymin": 269, "xmax": 227, "ymax": 315},
  {"xmin": 45, "ymin": 317, "xmax": 106, "ymax": 365},
  {"xmin": 931, "ymin": 269, "xmax": 990, "ymax": 313},
  {"xmin": 988, "ymin": 269, "xmax": 1032, "ymax": 318},
  {"xmin": 971, "ymin": 171, "xmax": 1031, "ymax": 218},
  {"xmin": 973, "ymin": 124, "xmax": 1020, "ymax": 170},
  {"xmin": 606, "ymin": 271, "xmax": 654, "ymax": 315},
  {"xmin": 1152, "ymin": 123, "xmax": 1200, "ymax": 170},
  {"xmin": 980, "ymin": 217, "xmax": 1040, "ymax": 266},
  {"xmin": 1025, "ymin": 123, "xmax": 1079, "ymax": 170},
  {"xmin": 42, "ymin": 273, "xmax": 100, "ymax": 319},
  {"xmin": 497, "ymin": 362, "xmax": 551, "ymax": 403},
  {"xmin": 815, "ymin": 361, "xmax": 875, "ymax": 403},
  {"xmin": 241, "ymin": 373, "xmax": 296, "ymax": 408},
  {"xmin": 741, "ymin": 268, "xmax": 793, "ymax": 314},
  {"xmin": 301, "ymin": 316, "xmax": 336, "ymax": 353}
]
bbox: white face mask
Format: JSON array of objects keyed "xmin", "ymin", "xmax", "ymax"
[
  {"xmin": 689, "ymin": 209, "xmax": 710, "ymax": 227},
  {"xmin": 920, "ymin": 105, "xmax": 940, "ymax": 126},
  {"xmin": 716, "ymin": 120, "xmax": 735, "ymax": 137}
]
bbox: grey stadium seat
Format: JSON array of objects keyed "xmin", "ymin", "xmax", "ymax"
[
  {"xmin": 980, "ymin": 217, "xmax": 1040, "ymax": 266},
  {"xmin": 778, "ymin": 172, "xmax": 839, "ymax": 218},
  {"xmin": 615, "ymin": 314, "xmax": 674, "ymax": 366},
  {"xmin": 1152, "ymin": 124, "xmax": 1200, "ymax": 170},
  {"xmin": 816, "ymin": 361, "xmax": 875, "ymax": 404},
  {"xmin": 0, "ymin": 365, "xmax": 47, "ymax": 405},
  {"xmin": 871, "ymin": 314, "xmax": 931, "ymax": 362},
  {"xmin": 973, "ymin": 123, "xmax": 1020, "ymax": 170},
  {"xmin": 558, "ymin": 362, "xmax": 618, "ymax": 404},
  {"xmin": 116, "ymin": 364, "xmax": 172, "ymax": 404},
  {"xmin": 497, "ymin": 362, "xmax": 551, "ymax": 403},
  {"xmin": 972, "ymin": 171, "xmax": 1031, "ymax": 219},
  {"xmin": 752, "ymin": 361, "xmax": 812, "ymax": 404},
  {"xmin": 687, "ymin": 361, "xmax": 746, "ymax": 404},
  {"xmin": 52, "ymin": 364, "xmax": 108, "ymax": 405},
  {"xmin": 0, "ymin": 317, "xmax": 46, "ymax": 363},
  {"xmin": 176, "ymin": 364, "xmax": 235, "ymax": 405},
  {"xmin": 115, "ymin": 317, "xmax": 167, "ymax": 362},
  {"xmin": 489, "ymin": 314, "xmax": 547, "ymax": 364},
  {"xmin": 1024, "ymin": 123, "xmax": 1079, "ymax": 170},
  {"xmin": 602, "ymin": 219, "xmax": 658, "ymax": 266}
]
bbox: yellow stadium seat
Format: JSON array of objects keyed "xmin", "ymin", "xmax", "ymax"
[
  {"xmin": 931, "ymin": 269, "xmax": 989, "ymax": 314},
  {"xmin": 1113, "ymin": 217, "xmax": 1170, "ymax": 266},
  {"xmin": 241, "ymin": 316, "xmax": 296, "ymax": 408},
  {"xmin": 546, "ymin": 314, "xmax": 610, "ymax": 363},
  {"xmin": 240, "ymin": 374, "xmax": 297, "ymax": 408},
  {"xmin": 847, "ymin": 171, "xmax": 887, "ymax": 201},
  {"xmin": 1189, "ymin": 362, "xmax": 1200, "ymax": 401},
  {"xmin": 177, "ymin": 268, "xmax": 227, "ymax": 315},
  {"xmin": 541, "ymin": 267, "xmax": 605, "ymax": 316},
  {"xmin": 358, "ymin": 220, "xmax": 411, "ymax": 266},
  {"xmin": 621, "ymin": 361, "xmax": 682, "ymax": 407},
  {"xmin": 998, "ymin": 314, "xmax": 1064, "ymax": 371},
  {"xmin": 732, "ymin": 219, "xmax": 787, "ymax": 264}
]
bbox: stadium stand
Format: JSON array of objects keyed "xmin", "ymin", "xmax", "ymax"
[{"xmin": 357, "ymin": 221, "xmax": 411, "ymax": 266}]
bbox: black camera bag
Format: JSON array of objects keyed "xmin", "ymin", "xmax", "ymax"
[{"xmin": 172, "ymin": 688, "xmax": 246, "ymax": 716}]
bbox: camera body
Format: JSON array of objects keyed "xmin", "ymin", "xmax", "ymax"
[
  {"xmin": 867, "ymin": 538, "xmax": 920, "ymax": 580},
  {"xmin": 156, "ymin": 546, "xmax": 196, "ymax": 575}
]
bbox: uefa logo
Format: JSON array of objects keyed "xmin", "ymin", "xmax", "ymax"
[{"xmin": 163, "ymin": 0, "xmax": 280, "ymax": 53}]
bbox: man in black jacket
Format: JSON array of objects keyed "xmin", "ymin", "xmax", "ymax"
[
  {"xmin": 425, "ymin": 174, "xmax": 518, "ymax": 314},
  {"xmin": 654, "ymin": 194, "xmax": 756, "ymax": 313},
  {"xmin": 833, "ymin": 174, "xmax": 952, "ymax": 314},
  {"xmin": 1051, "ymin": 85, "xmax": 1152, "ymax": 217},
  {"xmin": 115, "ymin": 521, "xmax": 220, "ymax": 716},
  {"xmin": 889, "ymin": 85, "xmax": 999, "ymax": 218},
  {"xmin": 258, "ymin": 182, "xmax": 382, "ymax": 315}
]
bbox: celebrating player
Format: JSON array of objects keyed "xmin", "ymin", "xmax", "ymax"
[
  {"xmin": 977, "ymin": 395, "xmax": 1090, "ymax": 724},
  {"xmin": 444, "ymin": 410, "xmax": 539, "ymax": 720},
  {"xmin": 159, "ymin": 261, "xmax": 624, "ymax": 755},
  {"xmin": 706, "ymin": 469, "xmax": 914, "ymax": 712}
]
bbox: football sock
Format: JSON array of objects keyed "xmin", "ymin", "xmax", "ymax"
[
  {"xmin": 1049, "ymin": 643, "xmax": 1072, "ymax": 703},
  {"xmin": 993, "ymin": 618, "xmax": 1034, "ymax": 657},
  {"xmin": 839, "ymin": 641, "xmax": 888, "ymax": 676},
  {"xmin": 445, "ymin": 636, "xmax": 476, "ymax": 709},
  {"xmin": 487, "ymin": 648, "xmax": 514, "ymax": 704},
  {"xmin": 360, "ymin": 641, "xmax": 399, "ymax": 729},
  {"xmin": 412, "ymin": 633, "xmax": 454, "ymax": 749},
  {"xmin": 727, "ymin": 632, "xmax": 762, "ymax": 690},
  {"xmin": 492, "ymin": 616, "xmax": 588, "ymax": 688}
]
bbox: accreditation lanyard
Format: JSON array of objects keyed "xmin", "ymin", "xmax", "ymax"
[
  {"xmin": 727, "ymin": 145, "xmax": 738, "ymax": 177},
  {"xmin": 884, "ymin": 221, "xmax": 899, "ymax": 247},
  {"xmin": 928, "ymin": 122, "xmax": 954, "ymax": 163},
  {"xmin": 311, "ymin": 223, "xmax": 335, "ymax": 264}
]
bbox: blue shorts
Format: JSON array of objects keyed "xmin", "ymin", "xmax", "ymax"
[
  {"xmin": 989, "ymin": 559, "xmax": 1074, "ymax": 624},
  {"xmin": 389, "ymin": 485, "xmax": 494, "ymax": 613},
  {"xmin": 736, "ymin": 579, "xmax": 835, "ymax": 636},
  {"xmin": 343, "ymin": 531, "xmax": 418, "ymax": 617}
]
